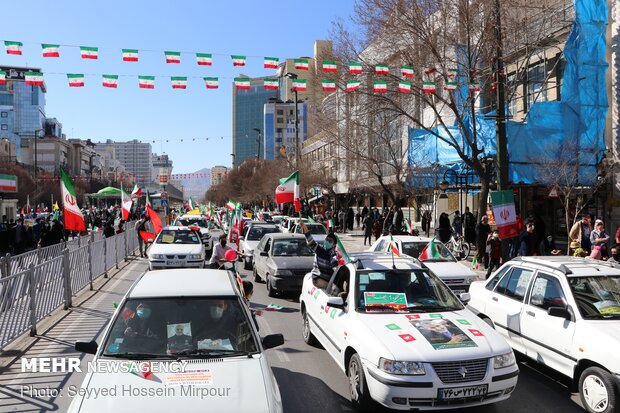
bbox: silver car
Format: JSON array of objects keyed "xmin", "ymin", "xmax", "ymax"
[{"xmin": 252, "ymin": 233, "xmax": 315, "ymax": 297}]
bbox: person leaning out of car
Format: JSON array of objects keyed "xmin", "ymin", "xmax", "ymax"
[{"xmin": 299, "ymin": 220, "xmax": 338, "ymax": 289}]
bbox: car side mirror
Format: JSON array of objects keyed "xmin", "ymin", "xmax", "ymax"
[
  {"xmin": 260, "ymin": 251, "xmax": 269, "ymax": 256},
  {"xmin": 75, "ymin": 340, "xmax": 98, "ymax": 355},
  {"xmin": 147, "ymin": 238, "xmax": 154, "ymax": 244},
  {"xmin": 262, "ymin": 333, "xmax": 284, "ymax": 349},
  {"xmin": 458, "ymin": 293, "xmax": 471, "ymax": 305},
  {"xmin": 326, "ymin": 296, "xmax": 345, "ymax": 310},
  {"xmin": 547, "ymin": 306, "xmax": 573, "ymax": 321}
]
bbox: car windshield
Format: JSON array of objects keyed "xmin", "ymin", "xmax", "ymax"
[
  {"xmin": 355, "ymin": 269, "xmax": 463, "ymax": 313},
  {"xmin": 272, "ymin": 239, "xmax": 314, "ymax": 256},
  {"xmin": 305, "ymin": 224, "xmax": 327, "ymax": 235},
  {"xmin": 568, "ymin": 276, "xmax": 620, "ymax": 319},
  {"xmin": 247, "ymin": 227, "xmax": 280, "ymax": 241},
  {"xmin": 402, "ymin": 242, "xmax": 455, "ymax": 262},
  {"xmin": 175, "ymin": 218, "xmax": 208, "ymax": 228},
  {"xmin": 156, "ymin": 230, "xmax": 200, "ymax": 244},
  {"xmin": 102, "ymin": 297, "xmax": 258, "ymax": 358}
]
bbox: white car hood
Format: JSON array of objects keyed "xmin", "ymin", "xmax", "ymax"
[
  {"xmin": 422, "ymin": 261, "xmax": 478, "ymax": 278},
  {"xmin": 149, "ymin": 243, "xmax": 203, "ymax": 256},
  {"xmin": 72, "ymin": 358, "xmax": 272, "ymax": 413},
  {"xmin": 357, "ymin": 309, "xmax": 510, "ymax": 361},
  {"xmin": 243, "ymin": 240, "xmax": 260, "ymax": 252}
]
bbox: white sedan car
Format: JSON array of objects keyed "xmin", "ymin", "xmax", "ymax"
[
  {"xmin": 70, "ymin": 269, "xmax": 284, "ymax": 413},
  {"xmin": 148, "ymin": 226, "xmax": 205, "ymax": 270},
  {"xmin": 239, "ymin": 224, "xmax": 281, "ymax": 270},
  {"xmin": 370, "ymin": 235, "xmax": 478, "ymax": 293},
  {"xmin": 300, "ymin": 252, "xmax": 518, "ymax": 411}
]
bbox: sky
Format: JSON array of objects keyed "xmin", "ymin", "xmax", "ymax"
[{"xmin": 1, "ymin": 0, "xmax": 357, "ymax": 174}]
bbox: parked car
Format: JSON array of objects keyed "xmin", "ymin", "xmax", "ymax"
[
  {"xmin": 369, "ymin": 235, "xmax": 478, "ymax": 293},
  {"xmin": 281, "ymin": 217, "xmax": 308, "ymax": 234},
  {"xmin": 147, "ymin": 226, "xmax": 205, "ymax": 270},
  {"xmin": 239, "ymin": 223, "xmax": 281, "ymax": 270},
  {"xmin": 468, "ymin": 256, "xmax": 620, "ymax": 413},
  {"xmin": 71, "ymin": 269, "xmax": 284, "ymax": 413},
  {"xmin": 292, "ymin": 223, "xmax": 328, "ymax": 247},
  {"xmin": 300, "ymin": 252, "xmax": 518, "ymax": 411},
  {"xmin": 253, "ymin": 233, "xmax": 315, "ymax": 297},
  {"xmin": 173, "ymin": 214, "xmax": 216, "ymax": 255}
]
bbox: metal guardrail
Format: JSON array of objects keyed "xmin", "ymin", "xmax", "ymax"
[{"xmin": 0, "ymin": 227, "xmax": 139, "ymax": 350}]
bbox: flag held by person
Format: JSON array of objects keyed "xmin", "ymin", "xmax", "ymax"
[
  {"xmin": 275, "ymin": 171, "xmax": 300, "ymax": 212},
  {"xmin": 60, "ymin": 168, "xmax": 86, "ymax": 231},
  {"xmin": 121, "ymin": 183, "xmax": 133, "ymax": 221}
]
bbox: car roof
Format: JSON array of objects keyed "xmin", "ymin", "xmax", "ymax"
[
  {"xmin": 380, "ymin": 235, "xmax": 433, "ymax": 243},
  {"xmin": 510, "ymin": 256, "xmax": 620, "ymax": 277},
  {"xmin": 176, "ymin": 215, "xmax": 205, "ymax": 219},
  {"xmin": 162, "ymin": 226, "xmax": 196, "ymax": 231},
  {"xmin": 265, "ymin": 233, "xmax": 307, "ymax": 240},
  {"xmin": 130, "ymin": 269, "xmax": 237, "ymax": 298},
  {"xmin": 247, "ymin": 222, "xmax": 277, "ymax": 228},
  {"xmin": 349, "ymin": 252, "xmax": 423, "ymax": 271}
]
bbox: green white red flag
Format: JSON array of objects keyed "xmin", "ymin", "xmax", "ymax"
[
  {"xmin": 165, "ymin": 51, "xmax": 181, "ymax": 64},
  {"xmin": 139, "ymin": 76, "xmax": 155, "ymax": 89},
  {"xmin": 0, "ymin": 71, "xmax": 7, "ymax": 85},
  {"xmin": 444, "ymin": 81, "xmax": 457, "ymax": 91},
  {"xmin": 398, "ymin": 81, "xmax": 411, "ymax": 93},
  {"xmin": 263, "ymin": 78, "xmax": 278, "ymax": 90},
  {"xmin": 275, "ymin": 171, "xmax": 300, "ymax": 211},
  {"xmin": 60, "ymin": 168, "xmax": 86, "ymax": 231},
  {"xmin": 401, "ymin": 65, "xmax": 414, "ymax": 78},
  {"xmin": 67, "ymin": 74, "xmax": 85, "ymax": 87},
  {"xmin": 42, "ymin": 44, "xmax": 60, "ymax": 57},
  {"xmin": 469, "ymin": 83, "xmax": 481, "ymax": 92},
  {"xmin": 131, "ymin": 184, "xmax": 143, "ymax": 198},
  {"xmin": 373, "ymin": 81, "xmax": 387, "ymax": 93},
  {"xmin": 294, "ymin": 59, "xmax": 309, "ymax": 70},
  {"xmin": 424, "ymin": 67, "xmax": 437, "ymax": 75},
  {"xmin": 375, "ymin": 64, "xmax": 389, "ymax": 75},
  {"xmin": 102, "ymin": 75, "xmax": 118, "ymax": 88},
  {"xmin": 80, "ymin": 46, "xmax": 98, "ymax": 59},
  {"xmin": 322, "ymin": 60, "xmax": 337, "ymax": 72},
  {"xmin": 447, "ymin": 68, "xmax": 458, "ymax": 78},
  {"xmin": 419, "ymin": 238, "xmax": 441, "ymax": 261},
  {"xmin": 334, "ymin": 235, "xmax": 350, "ymax": 265},
  {"xmin": 204, "ymin": 77, "xmax": 219, "ymax": 89},
  {"xmin": 292, "ymin": 79, "xmax": 306, "ymax": 91},
  {"xmin": 225, "ymin": 201, "xmax": 236, "ymax": 211},
  {"xmin": 235, "ymin": 77, "xmax": 250, "ymax": 90},
  {"xmin": 196, "ymin": 53, "xmax": 212, "ymax": 66},
  {"xmin": 349, "ymin": 61, "xmax": 362, "ymax": 74},
  {"xmin": 322, "ymin": 80, "xmax": 336, "ymax": 91},
  {"xmin": 231, "ymin": 55, "xmax": 246, "ymax": 66},
  {"xmin": 171, "ymin": 76, "xmax": 187, "ymax": 89},
  {"xmin": 404, "ymin": 218, "xmax": 413, "ymax": 235},
  {"xmin": 25, "ymin": 72, "xmax": 44, "ymax": 86},
  {"xmin": 389, "ymin": 235, "xmax": 401, "ymax": 256},
  {"xmin": 346, "ymin": 80, "xmax": 361, "ymax": 92},
  {"xmin": 264, "ymin": 57, "xmax": 279, "ymax": 69},
  {"xmin": 122, "ymin": 49, "xmax": 139, "ymax": 62},
  {"xmin": 187, "ymin": 197, "xmax": 196, "ymax": 211},
  {"xmin": 121, "ymin": 183, "xmax": 133, "ymax": 221},
  {"xmin": 490, "ymin": 190, "xmax": 519, "ymax": 238},
  {"xmin": 5, "ymin": 41, "xmax": 23, "ymax": 55},
  {"xmin": 423, "ymin": 82, "xmax": 436, "ymax": 93}
]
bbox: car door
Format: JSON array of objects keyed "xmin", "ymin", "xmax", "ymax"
[
  {"xmin": 322, "ymin": 267, "xmax": 352, "ymax": 357},
  {"xmin": 257, "ymin": 238, "xmax": 272, "ymax": 280},
  {"xmin": 484, "ymin": 266, "xmax": 534, "ymax": 354},
  {"xmin": 254, "ymin": 237, "xmax": 266, "ymax": 275},
  {"xmin": 520, "ymin": 272, "xmax": 576, "ymax": 377},
  {"xmin": 310, "ymin": 269, "xmax": 346, "ymax": 359}
]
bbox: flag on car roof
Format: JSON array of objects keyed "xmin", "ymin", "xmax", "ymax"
[
  {"xmin": 419, "ymin": 238, "xmax": 441, "ymax": 261},
  {"xmin": 389, "ymin": 235, "xmax": 400, "ymax": 256}
]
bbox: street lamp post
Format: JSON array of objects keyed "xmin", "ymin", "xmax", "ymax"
[
  {"xmin": 252, "ymin": 128, "xmax": 261, "ymax": 160},
  {"xmin": 33, "ymin": 128, "xmax": 42, "ymax": 208}
]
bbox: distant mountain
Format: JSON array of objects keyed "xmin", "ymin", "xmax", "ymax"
[{"xmin": 174, "ymin": 168, "xmax": 210, "ymax": 201}]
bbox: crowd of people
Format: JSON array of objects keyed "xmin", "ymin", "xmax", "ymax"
[{"xmin": 0, "ymin": 214, "xmax": 66, "ymax": 255}]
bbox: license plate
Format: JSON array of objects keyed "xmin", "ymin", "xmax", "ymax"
[
  {"xmin": 166, "ymin": 260, "xmax": 184, "ymax": 266},
  {"xmin": 438, "ymin": 384, "xmax": 488, "ymax": 399},
  {"xmin": 453, "ymin": 289, "xmax": 466, "ymax": 294}
]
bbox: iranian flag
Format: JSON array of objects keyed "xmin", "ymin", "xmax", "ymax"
[
  {"xmin": 322, "ymin": 80, "xmax": 336, "ymax": 92},
  {"xmin": 447, "ymin": 68, "xmax": 458, "ymax": 78},
  {"xmin": 171, "ymin": 76, "xmax": 187, "ymax": 89},
  {"xmin": 204, "ymin": 77, "xmax": 219, "ymax": 89},
  {"xmin": 234, "ymin": 77, "xmax": 251, "ymax": 90},
  {"xmin": 346, "ymin": 80, "xmax": 361, "ymax": 92},
  {"xmin": 121, "ymin": 183, "xmax": 133, "ymax": 221},
  {"xmin": 419, "ymin": 238, "xmax": 441, "ymax": 261},
  {"xmin": 102, "ymin": 75, "xmax": 118, "ymax": 88},
  {"xmin": 275, "ymin": 171, "xmax": 299, "ymax": 209},
  {"xmin": 225, "ymin": 201, "xmax": 236, "ymax": 211},
  {"xmin": 25, "ymin": 72, "xmax": 44, "ymax": 86},
  {"xmin": 139, "ymin": 76, "xmax": 155, "ymax": 89},
  {"xmin": 294, "ymin": 58, "xmax": 309, "ymax": 70},
  {"xmin": 67, "ymin": 74, "xmax": 85, "ymax": 87},
  {"xmin": 165, "ymin": 51, "xmax": 181, "ymax": 64},
  {"xmin": 423, "ymin": 82, "xmax": 436, "ymax": 94},
  {"xmin": 60, "ymin": 169, "xmax": 86, "ymax": 231},
  {"xmin": 292, "ymin": 79, "xmax": 306, "ymax": 91},
  {"xmin": 196, "ymin": 53, "xmax": 212, "ymax": 66},
  {"xmin": 146, "ymin": 204, "xmax": 162, "ymax": 234},
  {"xmin": 444, "ymin": 81, "xmax": 457, "ymax": 91},
  {"xmin": 42, "ymin": 44, "xmax": 60, "ymax": 57},
  {"xmin": 389, "ymin": 235, "xmax": 400, "ymax": 256},
  {"xmin": 424, "ymin": 67, "xmax": 437, "ymax": 75},
  {"xmin": 375, "ymin": 64, "xmax": 389, "ymax": 75},
  {"xmin": 131, "ymin": 184, "xmax": 143, "ymax": 198},
  {"xmin": 373, "ymin": 81, "xmax": 387, "ymax": 93},
  {"xmin": 80, "ymin": 46, "xmax": 98, "ymax": 59},
  {"xmin": 0, "ymin": 174, "xmax": 17, "ymax": 191},
  {"xmin": 231, "ymin": 55, "xmax": 246, "ymax": 66},
  {"xmin": 398, "ymin": 81, "xmax": 411, "ymax": 93},
  {"xmin": 0, "ymin": 71, "xmax": 6, "ymax": 85},
  {"xmin": 264, "ymin": 57, "xmax": 279, "ymax": 69},
  {"xmin": 187, "ymin": 197, "xmax": 196, "ymax": 211},
  {"xmin": 349, "ymin": 61, "xmax": 362, "ymax": 74},
  {"xmin": 122, "ymin": 49, "xmax": 139, "ymax": 62},
  {"xmin": 322, "ymin": 60, "xmax": 337, "ymax": 72},
  {"xmin": 145, "ymin": 190, "xmax": 152, "ymax": 207},
  {"xmin": 490, "ymin": 190, "xmax": 519, "ymax": 238},
  {"xmin": 404, "ymin": 218, "xmax": 413, "ymax": 235},
  {"xmin": 469, "ymin": 83, "xmax": 481, "ymax": 92},
  {"xmin": 263, "ymin": 78, "xmax": 279, "ymax": 90},
  {"xmin": 401, "ymin": 65, "xmax": 414, "ymax": 78},
  {"xmin": 334, "ymin": 235, "xmax": 350, "ymax": 265},
  {"xmin": 325, "ymin": 219, "xmax": 334, "ymax": 230},
  {"xmin": 5, "ymin": 41, "xmax": 23, "ymax": 55}
]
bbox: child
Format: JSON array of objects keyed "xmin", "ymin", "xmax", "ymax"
[
  {"xmin": 242, "ymin": 280, "xmax": 261, "ymax": 331},
  {"xmin": 486, "ymin": 230, "xmax": 502, "ymax": 279}
]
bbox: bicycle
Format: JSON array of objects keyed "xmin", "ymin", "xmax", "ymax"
[{"xmin": 445, "ymin": 231, "xmax": 471, "ymax": 261}]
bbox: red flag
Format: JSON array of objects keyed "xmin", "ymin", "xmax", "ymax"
[
  {"xmin": 139, "ymin": 231, "xmax": 156, "ymax": 243},
  {"xmin": 146, "ymin": 205, "xmax": 162, "ymax": 234}
]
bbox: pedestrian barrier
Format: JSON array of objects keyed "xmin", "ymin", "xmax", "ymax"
[{"xmin": 0, "ymin": 226, "xmax": 139, "ymax": 350}]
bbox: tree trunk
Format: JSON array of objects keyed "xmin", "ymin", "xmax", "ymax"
[{"xmin": 477, "ymin": 177, "xmax": 490, "ymax": 225}]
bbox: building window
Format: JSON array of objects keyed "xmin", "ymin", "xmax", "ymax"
[
  {"xmin": 1, "ymin": 112, "xmax": 7, "ymax": 118},
  {"xmin": 527, "ymin": 62, "xmax": 547, "ymax": 110},
  {"xmin": 1, "ymin": 124, "xmax": 7, "ymax": 130},
  {"xmin": 277, "ymin": 110, "xmax": 283, "ymax": 115},
  {"xmin": 277, "ymin": 117, "xmax": 284, "ymax": 124}
]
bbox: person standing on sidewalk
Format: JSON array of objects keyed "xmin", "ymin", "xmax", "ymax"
[
  {"xmin": 134, "ymin": 214, "xmax": 148, "ymax": 258},
  {"xmin": 486, "ymin": 230, "xmax": 501, "ymax": 279},
  {"xmin": 476, "ymin": 216, "xmax": 491, "ymax": 269},
  {"xmin": 363, "ymin": 214, "xmax": 373, "ymax": 246}
]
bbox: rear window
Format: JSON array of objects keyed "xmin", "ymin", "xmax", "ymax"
[{"xmin": 247, "ymin": 227, "xmax": 280, "ymax": 241}]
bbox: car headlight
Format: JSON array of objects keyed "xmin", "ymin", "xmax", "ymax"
[
  {"xmin": 187, "ymin": 254, "xmax": 203, "ymax": 260},
  {"xmin": 275, "ymin": 270, "xmax": 293, "ymax": 276},
  {"xmin": 493, "ymin": 351, "xmax": 516, "ymax": 369},
  {"xmin": 466, "ymin": 277, "xmax": 475, "ymax": 284},
  {"xmin": 379, "ymin": 358, "xmax": 426, "ymax": 375},
  {"xmin": 150, "ymin": 254, "xmax": 165, "ymax": 260}
]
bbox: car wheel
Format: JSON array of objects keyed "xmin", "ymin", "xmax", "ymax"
[
  {"xmin": 266, "ymin": 274, "xmax": 277, "ymax": 297},
  {"xmin": 579, "ymin": 367, "xmax": 617, "ymax": 413},
  {"xmin": 301, "ymin": 307, "xmax": 317, "ymax": 345},
  {"xmin": 348, "ymin": 353, "xmax": 374, "ymax": 412},
  {"xmin": 253, "ymin": 266, "xmax": 261, "ymax": 282}
]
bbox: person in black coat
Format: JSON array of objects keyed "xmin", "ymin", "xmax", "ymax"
[
  {"xmin": 476, "ymin": 216, "xmax": 491, "ymax": 268},
  {"xmin": 347, "ymin": 208, "xmax": 354, "ymax": 231},
  {"xmin": 363, "ymin": 214, "xmax": 374, "ymax": 246},
  {"xmin": 464, "ymin": 207, "xmax": 476, "ymax": 244},
  {"xmin": 437, "ymin": 212, "xmax": 452, "ymax": 243}
]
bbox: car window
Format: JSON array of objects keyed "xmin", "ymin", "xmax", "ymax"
[
  {"xmin": 568, "ymin": 275, "xmax": 620, "ymax": 319},
  {"xmin": 247, "ymin": 227, "xmax": 279, "ymax": 241},
  {"xmin": 494, "ymin": 268, "xmax": 513, "ymax": 295},
  {"xmin": 307, "ymin": 224, "xmax": 327, "ymax": 235},
  {"xmin": 241, "ymin": 226, "xmax": 249, "ymax": 238},
  {"xmin": 529, "ymin": 273, "xmax": 567, "ymax": 310},
  {"xmin": 157, "ymin": 230, "xmax": 200, "ymax": 244},
  {"xmin": 375, "ymin": 240, "xmax": 387, "ymax": 251},
  {"xmin": 486, "ymin": 265, "xmax": 512, "ymax": 291},
  {"xmin": 272, "ymin": 239, "xmax": 313, "ymax": 256},
  {"xmin": 264, "ymin": 239, "xmax": 271, "ymax": 253},
  {"xmin": 503, "ymin": 267, "xmax": 534, "ymax": 301},
  {"xmin": 327, "ymin": 267, "xmax": 351, "ymax": 299}
]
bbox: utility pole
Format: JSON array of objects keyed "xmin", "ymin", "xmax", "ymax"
[{"xmin": 494, "ymin": 0, "xmax": 508, "ymax": 190}]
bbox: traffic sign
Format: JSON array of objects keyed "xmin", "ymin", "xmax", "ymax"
[{"xmin": 160, "ymin": 191, "xmax": 169, "ymax": 200}]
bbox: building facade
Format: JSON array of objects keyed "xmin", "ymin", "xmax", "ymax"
[
  {"xmin": 263, "ymin": 100, "xmax": 308, "ymax": 161},
  {"xmin": 210, "ymin": 166, "xmax": 228, "ymax": 186},
  {"xmin": 94, "ymin": 139, "xmax": 153, "ymax": 185},
  {"xmin": 0, "ymin": 66, "xmax": 46, "ymax": 160}
]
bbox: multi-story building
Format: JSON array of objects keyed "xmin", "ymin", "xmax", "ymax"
[
  {"xmin": 232, "ymin": 76, "xmax": 277, "ymax": 167},
  {"xmin": 0, "ymin": 66, "xmax": 47, "ymax": 160},
  {"xmin": 0, "ymin": 138, "xmax": 16, "ymax": 163},
  {"xmin": 93, "ymin": 144, "xmax": 126, "ymax": 182},
  {"xmin": 263, "ymin": 100, "xmax": 307, "ymax": 161},
  {"xmin": 21, "ymin": 137, "xmax": 70, "ymax": 174},
  {"xmin": 94, "ymin": 139, "xmax": 153, "ymax": 185},
  {"xmin": 210, "ymin": 166, "xmax": 228, "ymax": 186},
  {"xmin": 152, "ymin": 153, "xmax": 173, "ymax": 182}
]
